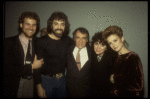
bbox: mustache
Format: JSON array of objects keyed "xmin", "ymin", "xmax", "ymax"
[{"xmin": 55, "ymin": 29, "xmax": 63, "ymax": 32}]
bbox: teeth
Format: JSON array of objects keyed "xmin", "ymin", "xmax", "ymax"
[{"xmin": 27, "ymin": 30, "xmax": 32, "ymax": 32}]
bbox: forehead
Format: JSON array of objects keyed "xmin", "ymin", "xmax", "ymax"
[
  {"xmin": 53, "ymin": 19, "xmax": 65, "ymax": 23},
  {"xmin": 23, "ymin": 18, "xmax": 37, "ymax": 23},
  {"xmin": 107, "ymin": 34, "xmax": 119, "ymax": 41},
  {"xmin": 75, "ymin": 30, "xmax": 87, "ymax": 37}
]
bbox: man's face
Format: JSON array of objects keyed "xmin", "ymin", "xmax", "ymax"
[
  {"xmin": 40, "ymin": 28, "xmax": 47, "ymax": 36},
  {"xmin": 74, "ymin": 31, "xmax": 88, "ymax": 49},
  {"xmin": 51, "ymin": 19, "xmax": 65, "ymax": 38},
  {"xmin": 20, "ymin": 18, "xmax": 37, "ymax": 39}
]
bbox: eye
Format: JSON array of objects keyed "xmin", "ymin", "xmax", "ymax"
[
  {"xmin": 61, "ymin": 23, "xmax": 65, "ymax": 26},
  {"xmin": 94, "ymin": 42, "xmax": 99, "ymax": 45},
  {"xmin": 114, "ymin": 39, "xmax": 117, "ymax": 42}
]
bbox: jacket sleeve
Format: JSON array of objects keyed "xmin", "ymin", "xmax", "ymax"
[{"xmin": 33, "ymin": 38, "xmax": 45, "ymax": 85}]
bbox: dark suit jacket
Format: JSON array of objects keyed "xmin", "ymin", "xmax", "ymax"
[
  {"xmin": 90, "ymin": 50, "xmax": 117, "ymax": 98},
  {"xmin": 3, "ymin": 35, "xmax": 37, "ymax": 98},
  {"xmin": 66, "ymin": 44, "xmax": 91, "ymax": 98}
]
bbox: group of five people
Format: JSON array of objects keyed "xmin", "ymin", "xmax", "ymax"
[{"xmin": 3, "ymin": 11, "xmax": 144, "ymax": 98}]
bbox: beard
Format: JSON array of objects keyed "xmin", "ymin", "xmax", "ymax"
[
  {"xmin": 52, "ymin": 29, "xmax": 64, "ymax": 38},
  {"xmin": 22, "ymin": 29, "xmax": 35, "ymax": 38}
]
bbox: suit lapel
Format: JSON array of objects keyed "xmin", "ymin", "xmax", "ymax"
[
  {"xmin": 14, "ymin": 35, "xmax": 24, "ymax": 65},
  {"xmin": 31, "ymin": 37, "xmax": 36, "ymax": 62},
  {"xmin": 68, "ymin": 45, "xmax": 79, "ymax": 71},
  {"xmin": 79, "ymin": 44, "xmax": 91, "ymax": 71}
]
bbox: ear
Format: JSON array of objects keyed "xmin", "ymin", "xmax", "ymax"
[{"xmin": 20, "ymin": 23, "xmax": 23, "ymax": 28}]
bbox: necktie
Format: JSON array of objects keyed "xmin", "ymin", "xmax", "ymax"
[
  {"xmin": 26, "ymin": 40, "xmax": 32, "ymax": 64},
  {"xmin": 76, "ymin": 49, "xmax": 81, "ymax": 71},
  {"xmin": 25, "ymin": 40, "xmax": 32, "ymax": 80},
  {"xmin": 97, "ymin": 56, "xmax": 101, "ymax": 62}
]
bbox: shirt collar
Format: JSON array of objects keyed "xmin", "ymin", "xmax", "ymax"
[
  {"xmin": 19, "ymin": 33, "xmax": 32, "ymax": 45},
  {"xmin": 74, "ymin": 46, "xmax": 86, "ymax": 52}
]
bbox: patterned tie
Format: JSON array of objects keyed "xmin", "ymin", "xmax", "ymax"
[
  {"xmin": 97, "ymin": 56, "xmax": 101, "ymax": 62},
  {"xmin": 76, "ymin": 49, "xmax": 81, "ymax": 71}
]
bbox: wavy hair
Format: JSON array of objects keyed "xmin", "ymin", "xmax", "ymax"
[
  {"xmin": 91, "ymin": 31, "xmax": 111, "ymax": 53},
  {"xmin": 103, "ymin": 25, "xmax": 129, "ymax": 48},
  {"xmin": 18, "ymin": 11, "xmax": 40, "ymax": 35},
  {"xmin": 47, "ymin": 11, "xmax": 70, "ymax": 37}
]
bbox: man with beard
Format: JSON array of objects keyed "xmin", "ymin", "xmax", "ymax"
[
  {"xmin": 3, "ymin": 12, "xmax": 44, "ymax": 98},
  {"xmin": 34, "ymin": 11, "xmax": 73, "ymax": 98}
]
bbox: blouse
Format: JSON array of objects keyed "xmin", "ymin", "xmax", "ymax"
[{"xmin": 112, "ymin": 51, "xmax": 144, "ymax": 97}]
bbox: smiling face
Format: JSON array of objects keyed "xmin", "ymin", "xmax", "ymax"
[
  {"xmin": 52, "ymin": 19, "xmax": 65, "ymax": 38},
  {"xmin": 107, "ymin": 34, "xmax": 124, "ymax": 52},
  {"xmin": 74, "ymin": 31, "xmax": 88, "ymax": 49},
  {"xmin": 94, "ymin": 41, "xmax": 107, "ymax": 56},
  {"xmin": 20, "ymin": 18, "xmax": 37, "ymax": 39}
]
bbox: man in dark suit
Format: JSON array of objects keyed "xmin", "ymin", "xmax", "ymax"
[
  {"xmin": 66, "ymin": 27, "xmax": 91, "ymax": 98},
  {"xmin": 3, "ymin": 12, "xmax": 44, "ymax": 98}
]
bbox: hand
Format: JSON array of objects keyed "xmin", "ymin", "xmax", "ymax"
[
  {"xmin": 36, "ymin": 84, "xmax": 47, "ymax": 98},
  {"xmin": 110, "ymin": 74, "xmax": 115, "ymax": 83},
  {"xmin": 32, "ymin": 54, "xmax": 44, "ymax": 69}
]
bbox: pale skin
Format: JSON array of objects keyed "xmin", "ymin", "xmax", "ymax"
[
  {"xmin": 20, "ymin": 18, "xmax": 44, "ymax": 70},
  {"xmin": 74, "ymin": 30, "xmax": 88, "ymax": 49},
  {"xmin": 106, "ymin": 34, "xmax": 131, "ymax": 83},
  {"xmin": 94, "ymin": 41, "xmax": 107, "ymax": 59},
  {"xmin": 36, "ymin": 19, "xmax": 66, "ymax": 98}
]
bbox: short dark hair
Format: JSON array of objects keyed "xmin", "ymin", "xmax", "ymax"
[
  {"xmin": 18, "ymin": 11, "xmax": 40, "ymax": 34},
  {"xmin": 91, "ymin": 31, "xmax": 111, "ymax": 51},
  {"xmin": 47, "ymin": 11, "xmax": 70, "ymax": 37},
  {"xmin": 72, "ymin": 27, "xmax": 89, "ymax": 42}
]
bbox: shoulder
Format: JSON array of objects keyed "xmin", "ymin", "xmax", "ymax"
[
  {"xmin": 62, "ymin": 36, "xmax": 73, "ymax": 41},
  {"xmin": 3, "ymin": 35, "xmax": 18, "ymax": 46},
  {"xmin": 127, "ymin": 52, "xmax": 140, "ymax": 60},
  {"xmin": 36, "ymin": 35, "xmax": 49, "ymax": 44}
]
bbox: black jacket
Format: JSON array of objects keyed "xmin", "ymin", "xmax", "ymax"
[
  {"xmin": 3, "ymin": 35, "xmax": 37, "ymax": 98},
  {"xmin": 66, "ymin": 44, "xmax": 92, "ymax": 98},
  {"xmin": 90, "ymin": 50, "xmax": 117, "ymax": 98}
]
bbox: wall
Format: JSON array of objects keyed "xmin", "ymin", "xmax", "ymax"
[{"xmin": 4, "ymin": 1, "xmax": 148, "ymax": 98}]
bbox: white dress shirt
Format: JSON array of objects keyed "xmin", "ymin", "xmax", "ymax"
[{"xmin": 73, "ymin": 46, "xmax": 89, "ymax": 68}]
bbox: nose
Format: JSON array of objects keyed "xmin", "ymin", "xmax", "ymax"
[
  {"xmin": 29, "ymin": 25, "xmax": 33, "ymax": 30},
  {"xmin": 79, "ymin": 38, "xmax": 83, "ymax": 43}
]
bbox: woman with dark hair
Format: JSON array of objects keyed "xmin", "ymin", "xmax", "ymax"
[
  {"xmin": 103, "ymin": 25, "xmax": 144, "ymax": 97},
  {"xmin": 90, "ymin": 32, "xmax": 117, "ymax": 98}
]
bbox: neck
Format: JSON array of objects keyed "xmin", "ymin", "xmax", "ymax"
[
  {"xmin": 48, "ymin": 33, "xmax": 60, "ymax": 40},
  {"xmin": 21, "ymin": 32, "xmax": 32, "ymax": 40},
  {"xmin": 118, "ymin": 46, "xmax": 130, "ymax": 55},
  {"xmin": 98, "ymin": 53, "xmax": 104, "ymax": 57}
]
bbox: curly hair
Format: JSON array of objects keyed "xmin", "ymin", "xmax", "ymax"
[
  {"xmin": 103, "ymin": 25, "xmax": 129, "ymax": 48},
  {"xmin": 47, "ymin": 11, "xmax": 70, "ymax": 37},
  {"xmin": 91, "ymin": 31, "xmax": 111, "ymax": 52},
  {"xmin": 18, "ymin": 11, "xmax": 40, "ymax": 34}
]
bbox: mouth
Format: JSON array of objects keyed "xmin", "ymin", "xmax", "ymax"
[
  {"xmin": 114, "ymin": 47, "xmax": 117, "ymax": 50},
  {"xmin": 27, "ymin": 30, "xmax": 33, "ymax": 33},
  {"xmin": 96, "ymin": 49, "xmax": 101, "ymax": 52}
]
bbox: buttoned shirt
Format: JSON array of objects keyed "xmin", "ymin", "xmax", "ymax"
[
  {"xmin": 19, "ymin": 33, "xmax": 32, "ymax": 65},
  {"xmin": 73, "ymin": 46, "xmax": 89, "ymax": 68}
]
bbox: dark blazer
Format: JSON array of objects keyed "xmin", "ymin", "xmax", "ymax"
[
  {"xmin": 3, "ymin": 35, "xmax": 37, "ymax": 98},
  {"xmin": 66, "ymin": 44, "xmax": 91, "ymax": 98},
  {"xmin": 90, "ymin": 50, "xmax": 117, "ymax": 98}
]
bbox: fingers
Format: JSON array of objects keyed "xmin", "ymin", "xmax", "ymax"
[
  {"xmin": 43, "ymin": 90, "xmax": 47, "ymax": 98},
  {"xmin": 34, "ymin": 54, "xmax": 37, "ymax": 60}
]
